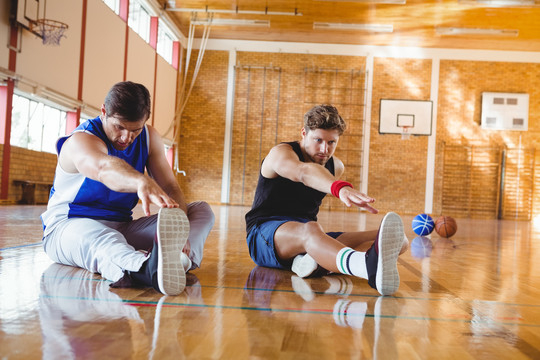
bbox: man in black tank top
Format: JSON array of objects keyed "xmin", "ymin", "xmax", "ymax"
[{"xmin": 245, "ymin": 105, "xmax": 408, "ymax": 296}]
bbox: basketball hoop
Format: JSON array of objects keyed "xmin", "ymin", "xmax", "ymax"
[
  {"xmin": 401, "ymin": 126, "xmax": 411, "ymax": 140},
  {"xmin": 30, "ymin": 19, "xmax": 68, "ymax": 46}
]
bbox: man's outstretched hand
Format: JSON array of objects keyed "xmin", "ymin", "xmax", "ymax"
[{"xmin": 338, "ymin": 187, "xmax": 378, "ymax": 214}]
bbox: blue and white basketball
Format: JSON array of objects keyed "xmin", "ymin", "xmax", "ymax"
[{"xmin": 412, "ymin": 214, "xmax": 435, "ymax": 236}]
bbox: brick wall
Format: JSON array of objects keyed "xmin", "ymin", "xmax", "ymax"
[
  {"xmin": 177, "ymin": 51, "xmax": 540, "ymax": 220},
  {"xmin": 0, "ymin": 145, "xmax": 57, "ymax": 203},
  {"xmin": 438, "ymin": 61, "xmax": 540, "ymax": 219},
  {"xmin": 369, "ymin": 58, "xmax": 433, "ymax": 215},
  {"xmin": 176, "ymin": 50, "xmax": 229, "ymax": 204},
  {"xmin": 178, "ymin": 51, "xmax": 366, "ymax": 212},
  {"xmin": 4, "ymin": 52, "xmax": 536, "ymax": 220}
]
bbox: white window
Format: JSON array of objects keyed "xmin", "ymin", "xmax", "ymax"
[
  {"xmin": 102, "ymin": 0, "xmax": 120, "ymax": 14},
  {"xmin": 128, "ymin": 0, "xmax": 151, "ymax": 42},
  {"xmin": 157, "ymin": 19, "xmax": 174, "ymax": 64},
  {"xmin": 10, "ymin": 94, "xmax": 67, "ymax": 154}
]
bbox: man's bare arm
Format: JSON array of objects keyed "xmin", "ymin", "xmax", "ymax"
[
  {"xmin": 145, "ymin": 126, "xmax": 188, "ymax": 213},
  {"xmin": 262, "ymin": 143, "xmax": 338, "ymax": 193},
  {"xmin": 59, "ymin": 131, "xmax": 178, "ymax": 215},
  {"xmin": 261, "ymin": 143, "xmax": 377, "ymax": 213}
]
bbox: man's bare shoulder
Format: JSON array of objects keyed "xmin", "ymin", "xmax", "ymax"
[
  {"xmin": 272, "ymin": 142, "xmax": 294, "ymax": 152},
  {"xmin": 64, "ymin": 131, "xmax": 105, "ymax": 151},
  {"xmin": 262, "ymin": 142, "xmax": 301, "ymax": 179},
  {"xmin": 60, "ymin": 131, "xmax": 107, "ymax": 163},
  {"xmin": 266, "ymin": 142, "xmax": 299, "ymax": 162}
]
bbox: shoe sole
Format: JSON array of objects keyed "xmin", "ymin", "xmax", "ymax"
[
  {"xmin": 291, "ymin": 254, "xmax": 318, "ymax": 278},
  {"xmin": 376, "ymin": 212, "xmax": 403, "ymax": 296},
  {"xmin": 156, "ymin": 208, "xmax": 190, "ymax": 295}
]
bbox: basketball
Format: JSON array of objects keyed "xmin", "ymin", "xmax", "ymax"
[
  {"xmin": 435, "ymin": 216, "xmax": 457, "ymax": 238},
  {"xmin": 412, "ymin": 214, "xmax": 435, "ymax": 236}
]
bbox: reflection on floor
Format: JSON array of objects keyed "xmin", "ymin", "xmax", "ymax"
[{"xmin": 1, "ymin": 204, "xmax": 540, "ymax": 359}]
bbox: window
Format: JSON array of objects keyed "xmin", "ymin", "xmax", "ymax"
[
  {"xmin": 10, "ymin": 94, "xmax": 67, "ymax": 154},
  {"xmin": 128, "ymin": 0, "xmax": 151, "ymax": 42},
  {"xmin": 157, "ymin": 19, "xmax": 174, "ymax": 64},
  {"xmin": 102, "ymin": 0, "xmax": 120, "ymax": 14}
]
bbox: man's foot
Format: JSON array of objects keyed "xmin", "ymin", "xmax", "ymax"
[
  {"xmin": 365, "ymin": 212, "xmax": 403, "ymax": 296},
  {"xmin": 155, "ymin": 208, "xmax": 190, "ymax": 295},
  {"xmin": 181, "ymin": 252, "xmax": 192, "ymax": 272},
  {"xmin": 292, "ymin": 254, "xmax": 318, "ymax": 278},
  {"xmin": 292, "ymin": 253, "xmax": 331, "ymax": 278},
  {"xmin": 401, "ymin": 233, "xmax": 410, "ymax": 254},
  {"xmin": 129, "ymin": 208, "xmax": 190, "ymax": 295}
]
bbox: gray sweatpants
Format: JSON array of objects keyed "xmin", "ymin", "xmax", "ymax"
[{"xmin": 43, "ymin": 201, "xmax": 215, "ymax": 282}]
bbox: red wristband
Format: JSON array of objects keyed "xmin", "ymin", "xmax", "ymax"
[{"xmin": 331, "ymin": 181, "xmax": 353, "ymax": 198}]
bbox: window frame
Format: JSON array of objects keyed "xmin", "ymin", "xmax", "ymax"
[{"xmin": 10, "ymin": 92, "xmax": 68, "ymax": 154}]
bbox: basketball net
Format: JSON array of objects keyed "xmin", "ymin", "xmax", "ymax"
[
  {"xmin": 30, "ymin": 19, "xmax": 68, "ymax": 46},
  {"xmin": 401, "ymin": 126, "xmax": 411, "ymax": 140}
]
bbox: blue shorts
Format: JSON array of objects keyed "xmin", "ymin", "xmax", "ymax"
[{"xmin": 246, "ymin": 216, "xmax": 343, "ymax": 270}]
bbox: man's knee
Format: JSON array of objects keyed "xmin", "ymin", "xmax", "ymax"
[
  {"xmin": 188, "ymin": 201, "xmax": 215, "ymax": 226},
  {"xmin": 300, "ymin": 221, "xmax": 326, "ymax": 245}
]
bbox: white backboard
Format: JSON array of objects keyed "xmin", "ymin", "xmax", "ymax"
[
  {"xmin": 379, "ymin": 99, "xmax": 433, "ymax": 136},
  {"xmin": 15, "ymin": 0, "xmax": 43, "ymax": 29}
]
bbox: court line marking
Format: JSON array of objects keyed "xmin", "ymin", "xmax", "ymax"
[
  {"xmin": 9, "ymin": 244, "xmax": 540, "ymax": 311},
  {"xmin": 39, "ymin": 274, "xmax": 540, "ymax": 309},
  {"xmin": 38, "ymin": 294, "xmax": 540, "ymax": 328},
  {"xmin": 0, "ymin": 242, "xmax": 42, "ymax": 251}
]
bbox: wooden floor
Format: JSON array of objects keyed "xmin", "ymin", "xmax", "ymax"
[{"xmin": 1, "ymin": 204, "xmax": 540, "ymax": 359}]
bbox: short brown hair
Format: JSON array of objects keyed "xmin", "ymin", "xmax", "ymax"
[
  {"xmin": 303, "ymin": 105, "xmax": 346, "ymax": 135},
  {"xmin": 104, "ymin": 81, "xmax": 151, "ymax": 122}
]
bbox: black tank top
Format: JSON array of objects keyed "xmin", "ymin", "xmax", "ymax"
[{"xmin": 245, "ymin": 141, "xmax": 335, "ymax": 233}]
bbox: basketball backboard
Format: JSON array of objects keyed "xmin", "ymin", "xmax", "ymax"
[
  {"xmin": 14, "ymin": 0, "xmax": 43, "ymax": 32},
  {"xmin": 379, "ymin": 99, "xmax": 433, "ymax": 136}
]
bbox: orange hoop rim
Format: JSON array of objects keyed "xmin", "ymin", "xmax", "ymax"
[
  {"xmin": 30, "ymin": 18, "xmax": 69, "ymax": 32},
  {"xmin": 29, "ymin": 18, "xmax": 69, "ymax": 45}
]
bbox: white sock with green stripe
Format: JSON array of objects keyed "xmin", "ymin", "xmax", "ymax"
[{"xmin": 336, "ymin": 247, "xmax": 368, "ymax": 279}]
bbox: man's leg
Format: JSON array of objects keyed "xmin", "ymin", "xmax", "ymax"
[
  {"xmin": 185, "ymin": 201, "xmax": 215, "ymax": 269},
  {"xmin": 274, "ymin": 213, "xmax": 404, "ymax": 295},
  {"xmin": 125, "ymin": 208, "xmax": 190, "ymax": 295},
  {"xmin": 334, "ymin": 231, "xmax": 409, "ymax": 254},
  {"xmin": 274, "ymin": 221, "xmax": 348, "ymax": 273},
  {"xmin": 43, "ymin": 218, "xmax": 147, "ymax": 282},
  {"xmin": 122, "ymin": 201, "xmax": 214, "ymax": 270}
]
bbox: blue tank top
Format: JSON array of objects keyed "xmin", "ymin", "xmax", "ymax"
[
  {"xmin": 245, "ymin": 141, "xmax": 335, "ymax": 233},
  {"xmin": 41, "ymin": 117, "xmax": 149, "ymax": 233}
]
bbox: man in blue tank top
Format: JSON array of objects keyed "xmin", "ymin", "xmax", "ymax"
[
  {"xmin": 246, "ymin": 105, "xmax": 408, "ymax": 296},
  {"xmin": 41, "ymin": 81, "xmax": 214, "ymax": 295}
]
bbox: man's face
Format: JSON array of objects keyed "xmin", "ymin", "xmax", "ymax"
[
  {"xmin": 301, "ymin": 127, "xmax": 340, "ymax": 165},
  {"xmin": 101, "ymin": 106, "xmax": 146, "ymax": 151}
]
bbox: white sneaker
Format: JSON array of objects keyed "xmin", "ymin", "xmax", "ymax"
[
  {"xmin": 401, "ymin": 233, "xmax": 410, "ymax": 253},
  {"xmin": 365, "ymin": 212, "xmax": 403, "ymax": 296},
  {"xmin": 291, "ymin": 254, "xmax": 318, "ymax": 278},
  {"xmin": 403, "ymin": 233, "xmax": 409, "ymax": 247},
  {"xmin": 181, "ymin": 252, "xmax": 192, "ymax": 272},
  {"xmin": 155, "ymin": 208, "xmax": 190, "ymax": 295}
]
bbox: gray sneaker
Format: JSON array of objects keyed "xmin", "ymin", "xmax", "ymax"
[
  {"xmin": 130, "ymin": 208, "xmax": 190, "ymax": 295},
  {"xmin": 365, "ymin": 212, "xmax": 403, "ymax": 296}
]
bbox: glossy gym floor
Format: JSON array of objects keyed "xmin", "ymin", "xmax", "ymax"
[{"xmin": 1, "ymin": 204, "xmax": 539, "ymax": 359}]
